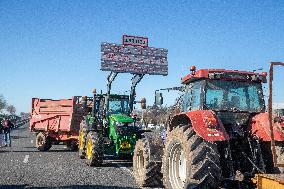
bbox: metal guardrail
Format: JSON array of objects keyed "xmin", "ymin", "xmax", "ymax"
[
  {"xmin": 0, "ymin": 113, "xmax": 29, "ymax": 130},
  {"xmin": 12, "ymin": 119, "xmax": 30, "ymax": 129}
]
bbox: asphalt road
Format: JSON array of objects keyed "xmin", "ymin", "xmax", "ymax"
[{"xmin": 0, "ymin": 124, "xmax": 146, "ymax": 189}]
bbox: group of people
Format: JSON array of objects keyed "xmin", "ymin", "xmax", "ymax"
[{"xmin": 0, "ymin": 118, "xmax": 13, "ymax": 147}]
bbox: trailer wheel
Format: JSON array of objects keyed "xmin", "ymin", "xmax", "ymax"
[
  {"xmin": 162, "ymin": 125, "xmax": 221, "ymax": 189},
  {"xmin": 85, "ymin": 131, "xmax": 104, "ymax": 166},
  {"xmin": 133, "ymin": 132, "xmax": 164, "ymax": 187},
  {"xmin": 78, "ymin": 120, "xmax": 88, "ymax": 159},
  {"xmin": 36, "ymin": 132, "xmax": 52, "ymax": 151}
]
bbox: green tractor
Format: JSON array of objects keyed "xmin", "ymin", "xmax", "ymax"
[{"xmin": 78, "ymin": 72, "xmax": 146, "ymax": 166}]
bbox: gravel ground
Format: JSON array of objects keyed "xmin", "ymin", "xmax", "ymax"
[{"xmin": 0, "ymin": 124, "xmax": 145, "ymax": 189}]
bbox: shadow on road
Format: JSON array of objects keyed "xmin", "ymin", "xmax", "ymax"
[
  {"xmin": 0, "ymin": 149, "xmax": 75, "ymax": 153},
  {"xmin": 0, "ymin": 184, "xmax": 139, "ymax": 189},
  {"xmin": 11, "ymin": 136, "xmax": 29, "ymax": 139},
  {"xmin": 102, "ymin": 156, "xmax": 133, "ymax": 168},
  {"xmin": 103, "ymin": 161, "xmax": 133, "ymax": 168}
]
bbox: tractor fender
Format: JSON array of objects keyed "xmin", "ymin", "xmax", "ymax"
[
  {"xmin": 251, "ymin": 113, "xmax": 284, "ymax": 141},
  {"xmin": 169, "ymin": 110, "xmax": 229, "ymax": 142}
]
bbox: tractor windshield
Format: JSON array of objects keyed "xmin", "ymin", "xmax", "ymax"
[
  {"xmin": 108, "ymin": 98, "xmax": 129, "ymax": 114},
  {"xmin": 205, "ymin": 80, "xmax": 264, "ymax": 112}
]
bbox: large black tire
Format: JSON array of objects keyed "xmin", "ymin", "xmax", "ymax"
[
  {"xmin": 78, "ymin": 120, "xmax": 88, "ymax": 159},
  {"xmin": 85, "ymin": 131, "xmax": 104, "ymax": 166},
  {"xmin": 36, "ymin": 132, "xmax": 52, "ymax": 151},
  {"xmin": 133, "ymin": 132, "xmax": 164, "ymax": 187},
  {"xmin": 261, "ymin": 141, "xmax": 284, "ymax": 174},
  {"xmin": 275, "ymin": 142, "xmax": 284, "ymax": 173},
  {"xmin": 162, "ymin": 125, "xmax": 221, "ymax": 189},
  {"xmin": 262, "ymin": 141, "xmax": 284, "ymax": 174}
]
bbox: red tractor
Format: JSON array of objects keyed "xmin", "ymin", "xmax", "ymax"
[{"xmin": 133, "ymin": 67, "xmax": 284, "ymax": 188}]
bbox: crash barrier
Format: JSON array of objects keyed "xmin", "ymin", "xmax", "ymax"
[
  {"xmin": 12, "ymin": 119, "xmax": 30, "ymax": 129},
  {"xmin": 0, "ymin": 113, "xmax": 30, "ymax": 130}
]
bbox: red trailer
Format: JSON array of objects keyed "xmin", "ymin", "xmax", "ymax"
[{"xmin": 30, "ymin": 96, "xmax": 89, "ymax": 151}]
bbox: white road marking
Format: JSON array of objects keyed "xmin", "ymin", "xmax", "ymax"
[
  {"xmin": 115, "ymin": 163, "xmax": 133, "ymax": 175},
  {"xmin": 31, "ymin": 140, "xmax": 33, "ymax": 143},
  {"xmin": 23, "ymin": 155, "xmax": 29, "ymax": 163}
]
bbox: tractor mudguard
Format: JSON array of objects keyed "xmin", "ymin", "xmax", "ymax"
[
  {"xmin": 170, "ymin": 110, "xmax": 229, "ymax": 142},
  {"xmin": 251, "ymin": 113, "xmax": 284, "ymax": 141}
]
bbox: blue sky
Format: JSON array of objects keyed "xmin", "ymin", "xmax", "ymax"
[{"xmin": 1, "ymin": 0, "xmax": 284, "ymax": 113}]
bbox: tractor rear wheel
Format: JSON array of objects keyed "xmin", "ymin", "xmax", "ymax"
[
  {"xmin": 78, "ymin": 120, "xmax": 88, "ymax": 159},
  {"xmin": 36, "ymin": 132, "xmax": 52, "ymax": 151},
  {"xmin": 85, "ymin": 131, "xmax": 104, "ymax": 166},
  {"xmin": 162, "ymin": 125, "xmax": 221, "ymax": 189},
  {"xmin": 133, "ymin": 132, "xmax": 164, "ymax": 187}
]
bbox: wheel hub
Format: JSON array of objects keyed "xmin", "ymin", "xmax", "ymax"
[
  {"xmin": 37, "ymin": 136, "xmax": 44, "ymax": 146},
  {"xmin": 169, "ymin": 142, "xmax": 187, "ymax": 189},
  {"xmin": 79, "ymin": 130, "xmax": 83, "ymax": 150},
  {"xmin": 86, "ymin": 138, "xmax": 93, "ymax": 159},
  {"xmin": 136, "ymin": 150, "xmax": 144, "ymax": 176}
]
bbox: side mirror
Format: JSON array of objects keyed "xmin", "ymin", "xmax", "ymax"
[
  {"xmin": 155, "ymin": 92, "xmax": 163, "ymax": 105},
  {"xmin": 141, "ymin": 98, "xmax": 146, "ymax": 109}
]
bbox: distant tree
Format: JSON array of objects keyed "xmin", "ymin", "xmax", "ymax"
[
  {"xmin": 0, "ymin": 95, "xmax": 7, "ymax": 112},
  {"xmin": 6, "ymin": 105, "xmax": 16, "ymax": 115},
  {"xmin": 143, "ymin": 105, "xmax": 170, "ymax": 126},
  {"xmin": 142, "ymin": 96, "xmax": 182, "ymax": 127}
]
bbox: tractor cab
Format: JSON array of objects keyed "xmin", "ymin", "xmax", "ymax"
[
  {"xmin": 91, "ymin": 94, "xmax": 131, "ymax": 122},
  {"xmin": 180, "ymin": 67, "xmax": 267, "ymax": 113},
  {"xmin": 181, "ymin": 79, "xmax": 265, "ymax": 113},
  {"xmin": 107, "ymin": 95, "xmax": 130, "ymax": 116}
]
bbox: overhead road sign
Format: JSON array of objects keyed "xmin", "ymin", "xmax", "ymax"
[{"xmin": 101, "ymin": 39, "xmax": 168, "ymax": 76}]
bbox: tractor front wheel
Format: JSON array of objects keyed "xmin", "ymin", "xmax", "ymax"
[
  {"xmin": 162, "ymin": 125, "xmax": 222, "ymax": 189},
  {"xmin": 85, "ymin": 131, "xmax": 104, "ymax": 166},
  {"xmin": 36, "ymin": 132, "xmax": 52, "ymax": 151},
  {"xmin": 133, "ymin": 132, "xmax": 164, "ymax": 187}
]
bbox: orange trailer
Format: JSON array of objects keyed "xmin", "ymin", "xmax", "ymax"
[{"xmin": 30, "ymin": 96, "xmax": 89, "ymax": 151}]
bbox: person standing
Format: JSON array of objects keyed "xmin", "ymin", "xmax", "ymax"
[
  {"xmin": 3, "ymin": 118, "xmax": 12, "ymax": 147},
  {"xmin": 0, "ymin": 119, "xmax": 4, "ymax": 147}
]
